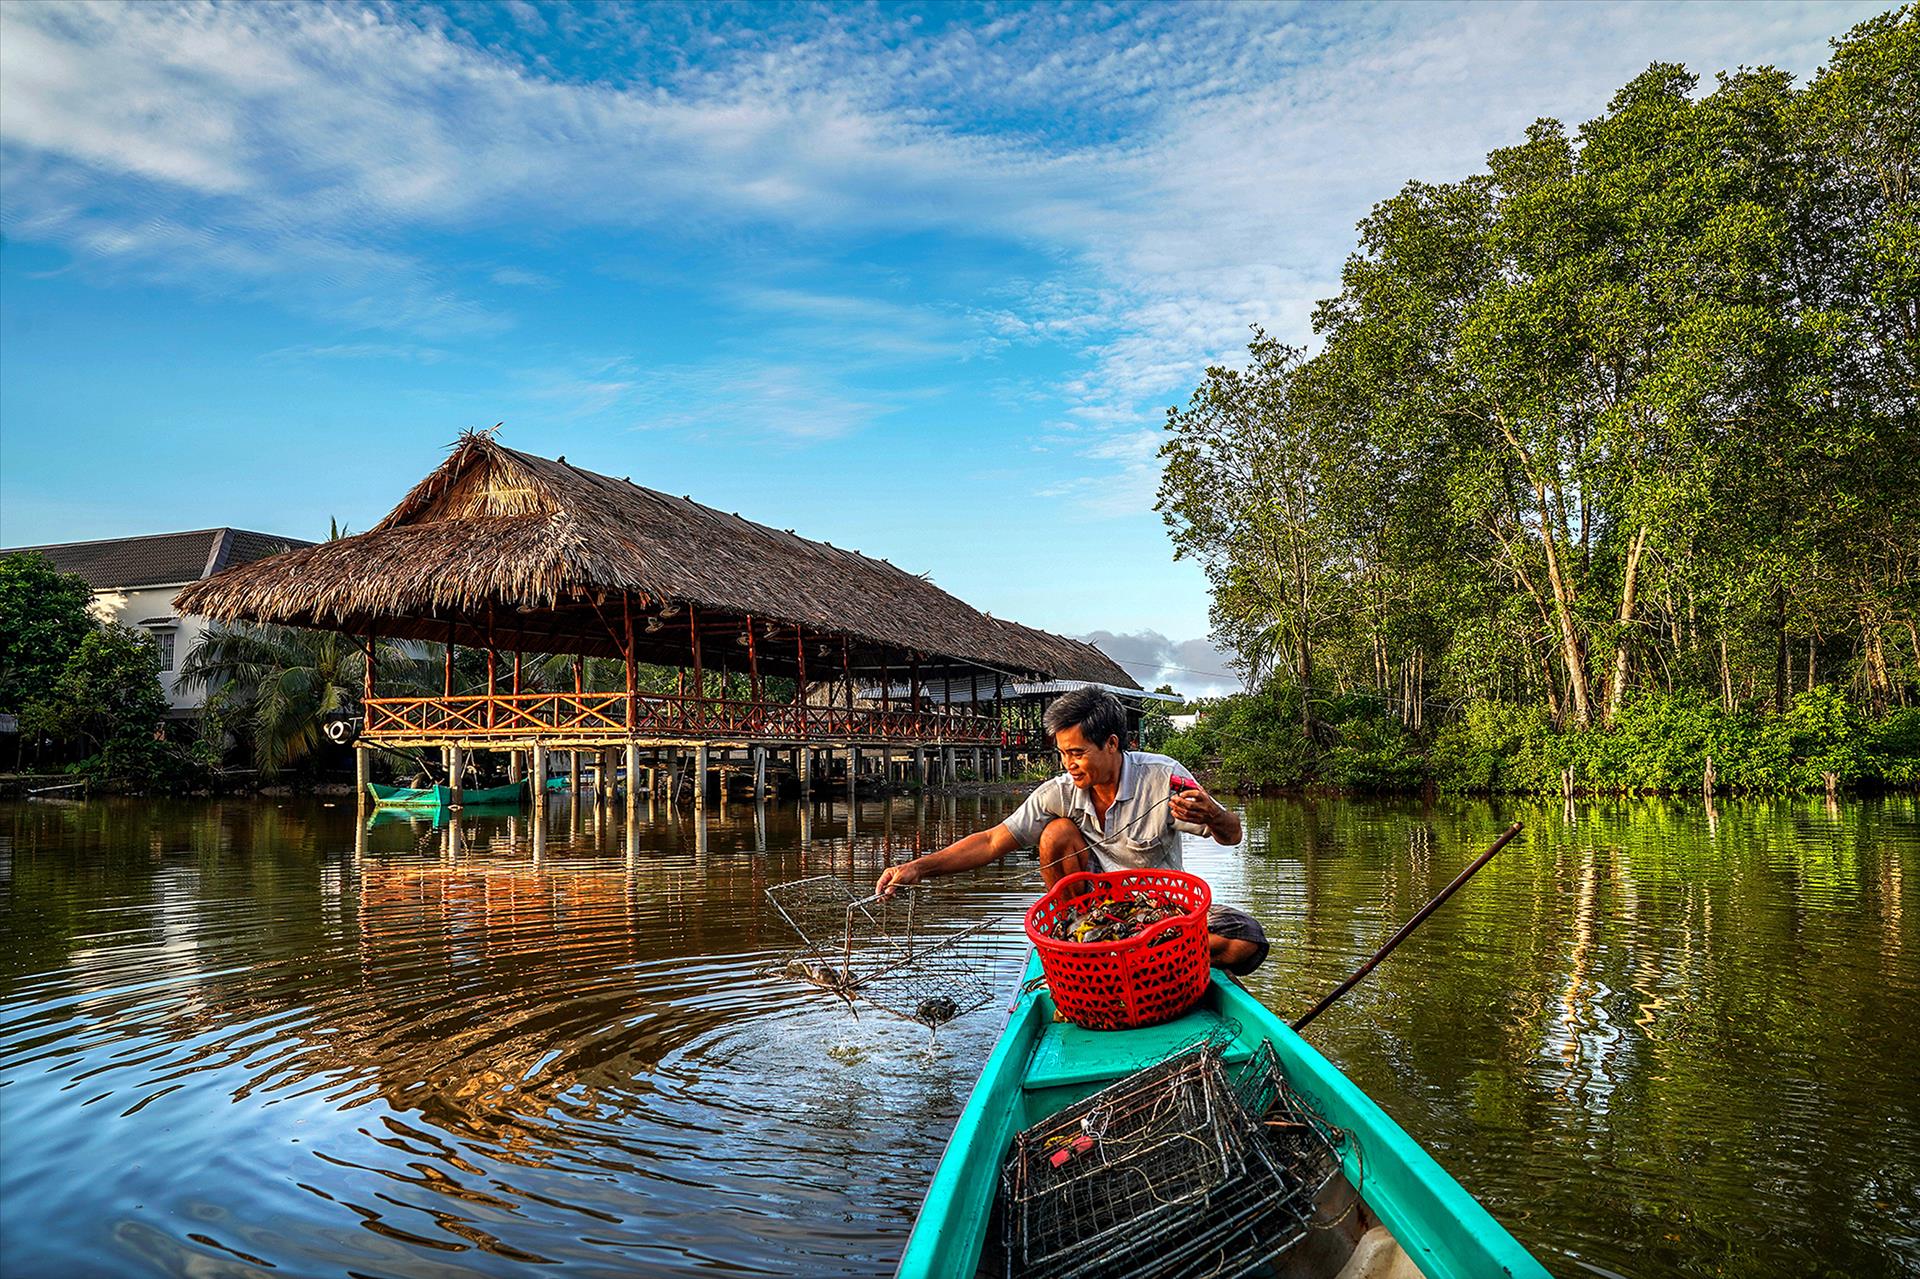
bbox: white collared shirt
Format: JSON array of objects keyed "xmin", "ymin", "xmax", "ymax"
[{"xmin": 1000, "ymin": 751, "xmax": 1207, "ymax": 870}]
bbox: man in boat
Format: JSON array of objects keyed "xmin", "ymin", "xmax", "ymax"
[{"xmin": 875, "ymin": 686, "xmax": 1269, "ymax": 974}]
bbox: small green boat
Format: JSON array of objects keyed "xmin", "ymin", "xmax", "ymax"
[
  {"xmin": 366, "ymin": 779, "xmax": 531, "ymax": 809},
  {"xmin": 898, "ymin": 952, "xmax": 1549, "ymax": 1279}
]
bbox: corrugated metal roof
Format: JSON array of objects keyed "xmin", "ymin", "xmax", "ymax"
[{"xmin": 2, "ymin": 528, "xmax": 312, "ymax": 591}]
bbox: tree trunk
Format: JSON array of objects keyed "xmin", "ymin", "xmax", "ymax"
[
  {"xmin": 1719, "ymin": 636, "xmax": 1734, "ymax": 712},
  {"xmin": 1539, "ymin": 644, "xmax": 1564, "ymax": 723},
  {"xmin": 1536, "ymin": 491, "xmax": 1594, "ymax": 727},
  {"xmin": 1604, "ymin": 526, "xmax": 1649, "ymax": 724},
  {"xmin": 1808, "ymin": 633, "xmax": 1818, "ymax": 692},
  {"xmin": 1861, "ymin": 606, "xmax": 1892, "ymax": 714},
  {"xmin": 1773, "ymin": 586, "xmax": 1788, "ymax": 715}
]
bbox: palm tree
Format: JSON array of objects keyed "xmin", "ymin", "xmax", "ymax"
[{"xmin": 180, "ymin": 625, "xmax": 422, "ymax": 775}]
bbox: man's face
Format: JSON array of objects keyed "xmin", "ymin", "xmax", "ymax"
[{"xmin": 1054, "ymin": 723, "xmax": 1122, "ymax": 790}]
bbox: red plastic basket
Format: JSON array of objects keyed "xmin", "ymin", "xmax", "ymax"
[{"xmin": 1024, "ymin": 868, "xmax": 1212, "ymax": 1031}]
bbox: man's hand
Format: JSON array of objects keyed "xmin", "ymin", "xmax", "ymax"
[
  {"xmin": 1170, "ymin": 783, "xmax": 1238, "ymax": 843},
  {"xmin": 876, "ymin": 860, "xmax": 922, "ymax": 898}
]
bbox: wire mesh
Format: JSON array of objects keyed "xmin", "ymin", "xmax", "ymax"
[
  {"xmin": 1000, "ymin": 1040, "xmax": 1344, "ymax": 1279},
  {"xmin": 765, "ymin": 875, "xmax": 1003, "ymax": 1030}
]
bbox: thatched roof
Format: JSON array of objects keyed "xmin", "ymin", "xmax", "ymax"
[{"xmin": 175, "ymin": 432, "xmax": 1134, "ymax": 686}]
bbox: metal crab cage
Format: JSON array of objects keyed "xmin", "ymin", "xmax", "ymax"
[
  {"xmin": 999, "ymin": 1041, "xmax": 1345, "ymax": 1279},
  {"xmin": 765, "ymin": 875, "xmax": 1003, "ymax": 1031}
]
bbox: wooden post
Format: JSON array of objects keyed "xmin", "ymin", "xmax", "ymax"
[
  {"xmin": 910, "ymin": 654, "xmax": 919, "ymax": 713},
  {"xmin": 355, "ymin": 744, "xmax": 371, "ymax": 805},
  {"xmin": 626, "ymin": 740, "xmax": 641, "ymax": 822},
  {"xmin": 794, "ymin": 623, "xmax": 808, "ymax": 738},
  {"xmin": 746, "ymin": 615, "xmax": 761, "ymax": 710},
  {"xmin": 881, "ymin": 656, "xmax": 891, "ymax": 712},
  {"xmin": 842, "ymin": 636, "xmax": 853, "ymax": 723},
  {"xmin": 486, "ymin": 645, "xmax": 497, "ymax": 729},
  {"xmin": 847, "ymin": 745, "xmax": 859, "ymax": 804},
  {"xmin": 448, "ymin": 742, "xmax": 465, "ymax": 807},
  {"xmin": 799, "ymin": 745, "xmax": 812, "ymax": 795},
  {"xmin": 624, "ymin": 594, "xmax": 637, "ymax": 732},
  {"xmin": 694, "ymin": 741, "xmax": 710, "ymax": 808},
  {"xmin": 363, "ymin": 635, "xmax": 375, "ymax": 711},
  {"xmin": 568, "ymin": 747, "xmax": 580, "ymax": 794},
  {"xmin": 753, "ymin": 746, "xmax": 766, "ymax": 804},
  {"xmin": 690, "ymin": 603, "xmax": 703, "ymax": 702},
  {"xmin": 444, "ymin": 623, "xmax": 455, "ymax": 698},
  {"xmin": 508, "ymin": 751, "xmax": 522, "ymax": 784},
  {"xmin": 913, "ymin": 745, "xmax": 926, "ymax": 790},
  {"xmin": 531, "ymin": 741, "xmax": 548, "ymax": 822}
]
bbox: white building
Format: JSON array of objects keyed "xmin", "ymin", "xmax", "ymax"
[{"xmin": 4, "ymin": 528, "xmax": 312, "ymax": 717}]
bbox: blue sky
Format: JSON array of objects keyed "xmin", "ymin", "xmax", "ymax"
[{"xmin": 0, "ymin": 1, "xmax": 1882, "ymax": 696}]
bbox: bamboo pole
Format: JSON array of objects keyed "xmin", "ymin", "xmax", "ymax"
[{"xmin": 1292, "ymin": 823, "xmax": 1523, "ymax": 1032}]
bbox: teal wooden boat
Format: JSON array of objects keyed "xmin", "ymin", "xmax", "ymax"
[
  {"xmin": 366, "ymin": 779, "xmax": 530, "ymax": 809},
  {"xmin": 898, "ymin": 953, "xmax": 1549, "ymax": 1279}
]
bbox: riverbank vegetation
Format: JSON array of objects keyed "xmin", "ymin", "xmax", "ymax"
[{"xmin": 1157, "ymin": 10, "xmax": 1918, "ymax": 795}]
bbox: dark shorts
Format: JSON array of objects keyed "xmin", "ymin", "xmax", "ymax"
[{"xmin": 1207, "ymin": 904, "xmax": 1270, "ymax": 976}]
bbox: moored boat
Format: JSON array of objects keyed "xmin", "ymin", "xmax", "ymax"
[
  {"xmin": 366, "ymin": 779, "xmax": 531, "ymax": 809},
  {"xmin": 898, "ymin": 952, "xmax": 1549, "ymax": 1279}
]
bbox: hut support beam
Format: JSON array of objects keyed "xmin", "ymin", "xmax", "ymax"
[
  {"xmin": 531, "ymin": 741, "xmax": 548, "ymax": 820},
  {"xmin": 626, "ymin": 741, "xmax": 641, "ymax": 825},
  {"xmin": 694, "ymin": 742, "xmax": 709, "ymax": 808},
  {"xmin": 448, "ymin": 742, "xmax": 465, "ymax": 806}
]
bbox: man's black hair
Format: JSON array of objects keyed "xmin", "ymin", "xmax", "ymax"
[{"xmin": 1044, "ymin": 686, "xmax": 1128, "ymax": 750}]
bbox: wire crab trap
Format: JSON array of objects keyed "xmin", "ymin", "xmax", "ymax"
[
  {"xmin": 999, "ymin": 1041, "xmax": 1344, "ymax": 1279},
  {"xmin": 765, "ymin": 875, "xmax": 1002, "ymax": 1033}
]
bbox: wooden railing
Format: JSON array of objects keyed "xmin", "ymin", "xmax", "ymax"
[{"xmin": 362, "ymin": 692, "xmax": 1008, "ymax": 744}]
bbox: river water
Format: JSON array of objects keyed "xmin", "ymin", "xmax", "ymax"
[{"xmin": 1, "ymin": 792, "xmax": 1915, "ymax": 1279}]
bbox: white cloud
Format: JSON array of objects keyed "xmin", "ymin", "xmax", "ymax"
[
  {"xmin": 1079, "ymin": 628, "xmax": 1245, "ymax": 700},
  {"xmin": 0, "ymin": 0, "xmax": 1880, "ymax": 447}
]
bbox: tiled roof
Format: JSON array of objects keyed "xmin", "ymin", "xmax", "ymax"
[{"xmin": 3, "ymin": 528, "xmax": 313, "ymax": 591}]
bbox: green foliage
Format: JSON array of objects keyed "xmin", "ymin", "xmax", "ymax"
[
  {"xmin": 1162, "ymin": 9, "xmax": 1920, "ymax": 749},
  {"xmin": 20, "ymin": 624, "xmax": 175, "ymax": 789},
  {"xmin": 1861, "ymin": 709, "xmax": 1920, "ymax": 786},
  {"xmin": 1161, "ymin": 685, "xmax": 1318, "ymax": 791},
  {"xmin": 0, "ymin": 553, "xmax": 95, "ymax": 713},
  {"xmin": 180, "ymin": 624, "xmax": 418, "ymax": 776},
  {"xmin": 1323, "ymin": 713, "xmax": 1425, "ymax": 793}
]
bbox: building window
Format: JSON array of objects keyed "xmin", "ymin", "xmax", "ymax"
[{"xmin": 151, "ymin": 630, "xmax": 175, "ymax": 671}]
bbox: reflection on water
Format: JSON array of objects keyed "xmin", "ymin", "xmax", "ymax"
[{"xmin": 2, "ymin": 793, "xmax": 1917, "ymax": 1278}]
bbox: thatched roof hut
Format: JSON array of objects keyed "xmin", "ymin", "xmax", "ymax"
[{"xmin": 176, "ymin": 432, "xmax": 1133, "ymax": 690}]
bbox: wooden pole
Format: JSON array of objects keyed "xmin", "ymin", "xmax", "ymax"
[
  {"xmin": 746, "ymin": 615, "xmax": 761, "ymax": 709},
  {"xmin": 698, "ymin": 603, "xmax": 714, "ymax": 702},
  {"xmin": 444, "ymin": 623, "xmax": 455, "ymax": 698},
  {"xmin": 624, "ymin": 594, "xmax": 637, "ymax": 732},
  {"xmin": 842, "ymin": 636, "xmax": 853, "ymax": 719},
  {"xmin": 1291, "ymin": 822, "xmax": 1524, "ymax": 1033},
  {"xmin": 795, "ymin": 623, "xmax": 809, "ymax": 739}
]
